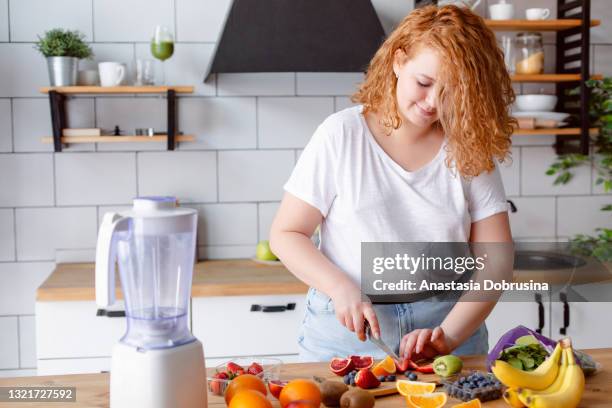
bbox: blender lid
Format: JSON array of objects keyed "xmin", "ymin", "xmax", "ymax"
[{"xmin": 123, "ymin": 196, "xmax": 197, "ymax": 219}]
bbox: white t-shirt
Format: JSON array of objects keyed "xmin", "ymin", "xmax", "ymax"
[{"xmin": 284, "ymin": 105, "xmax": 509, "ymax": 283}]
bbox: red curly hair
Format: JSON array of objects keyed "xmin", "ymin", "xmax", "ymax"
[{"xmin": 352, "ymin": 5, "xmax": 515, "ymax": 177}]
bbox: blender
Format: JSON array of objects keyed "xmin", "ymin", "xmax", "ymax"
[{"xmin": 95, "ymin": 196, "xmax": 206, "ymax": 408}]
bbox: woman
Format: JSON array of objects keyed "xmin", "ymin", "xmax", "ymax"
[{"xmin": 270, "ymin": 5, "xmax": 514, "ymax": 362}]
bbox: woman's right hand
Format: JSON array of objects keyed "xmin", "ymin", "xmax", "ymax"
[{"xmin": 329, "ymin": 282, "xmax": 380, "ymax": 342}]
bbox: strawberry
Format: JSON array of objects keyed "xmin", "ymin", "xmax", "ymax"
[
  {"xmin": 247, "ymin": 362, "xmax": 264, "ymax": 376},
  {"xmin": 354, "ymin": 368, "xmax": 380, "ymax": 389},
  {"xmin": 227, "ymin": 362, "xmax": 245, "ymax": 376},
  {"xmin": 210, "ymin": 371, "xmax": 228, "ymax": 395}
]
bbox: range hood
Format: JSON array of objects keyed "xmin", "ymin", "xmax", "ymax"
[{"xmin": 204, "ymin": 0, "xmax": 386, "ymax": 81}]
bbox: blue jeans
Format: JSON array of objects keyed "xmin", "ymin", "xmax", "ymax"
[{"xmin": 297, "ymin": 288, "xmax": 489, "ymax": 362}]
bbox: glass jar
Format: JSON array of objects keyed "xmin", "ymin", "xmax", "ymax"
[{"xmin": 515, "ymin": 32, "xmax": 544, "ymax": 75}]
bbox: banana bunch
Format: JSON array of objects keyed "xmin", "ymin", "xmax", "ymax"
[{"xmin": 494, "ymin": 339, "xmax": 585, "ymax": 408}]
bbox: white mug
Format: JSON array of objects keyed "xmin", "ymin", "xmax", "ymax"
[
  {"xmin": 98, "ymin": 62, "xmax": 126, "ymax": 87},
  {"xmin": 526, "ymin": 8, "xmax": 551, "ymax": 20},
  {"xmin": 489, "ymin": 2, "xmax": 514, "ymax": 20}
]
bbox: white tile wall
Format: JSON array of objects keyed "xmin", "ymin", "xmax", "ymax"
[
  {"xmin": 508, "ymin": 197, "xmax": 556, "ymax": 238},
  {"xmin": 594, "ymin": 45, "xmax": 612, "ymax": 76},
  {"xmin": 591, "ymin": 0, "xmax": 612, "ymax": 45},
  {"xmin": 13, "ymin": 98, "xmax": 95, "ymax": 152},
  {"xmin": 177, "ymin": 97, "xmax": 257, "ymax": 150},
  {"xmin": 55, "ymin": 153, "xmax": 137, "ymax": 205},
  {"xmin": 16, "ymin": 207, "xmax": 97, "ymax": 261},
  {"xmin": 258, "ymin": 202, "xmax": 280, "ymax": 241},
  {"xmin": 0, "ymin": 0, "xmax": 7, "ymax": 42},
  {"xmin": 521, "ymin": 147, "xmax": 591, "ymax": 196},
  {"xmin": 93, "ymin": 0, "xmax": 174, "ymax": 42},
  {"xmin": 176, "ymin": 0, "xmax": 232, "ymax": 42},
  {"xmin": 335, "ymin": 97, "xmax": 357, "ymax": 112},
  {"xmin": 195, "ymin": 203, "xmax": 257, "ymax": 246},
  {"xmin": 297, "ymin": 73, "xmax": 365, "ymax": 96},
  {"xmin": 0, "ymin": 317, "xmax": 18, "ymax": 369},
  {"xmin": 198, "ymin": 245, "xmax": 254, "ymax": 260},
  {"xmin": 0, "ymin": 154, "xmax": 54, "ymax": 207},
  {"xmin": 557, "ymin": 196, "xmax": 611, "ymax": 237},
  {"xmin": 0, "ymin": 369, "xmax": 37, "ymax": 378},
  {"xmin": 258, "ymin": 97, "xmax": 334, "ymax": 148},
  {"xmin": 218, "ymin": 150, "xmax": 295, "ymax": 202},
  {"xmin": 9, "ymin": 0, "xmax": 92, "ymax": 42},
  {"xmin": 217, "ymin": 73, "xmax": 296, "ymax": 96},
  {"xmin": 135, "ymin": 43, "xmax": 216, "ymax": 96},
  {"xmin": 0, "ymin": 209, "xmax": 15, "ymax": 261},
  {"xmin": 499, "ymin": 147, "xmax": 520, "ymax": 197},
  {"xmin": 137, "ymin": 151, "xmax": 217, "ymax": 203},
  {"xmin": 0, "ymin": 262, "xmax": 54, "ymax": 315},
  {"xmin": 0, "ymin": 44, "xmax": 49, "ymax": 97},
  {"xmin": 18, "ymin": 316, "xmax": 36, "ymax": 368},
  {"xmin": 0, "ymin": 98, "xmax": 12, "ymax": 152}
]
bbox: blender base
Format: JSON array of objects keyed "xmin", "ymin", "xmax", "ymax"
[{"xmin": 110, "ymin": 339, "xmax": 207, "ymax": 408}]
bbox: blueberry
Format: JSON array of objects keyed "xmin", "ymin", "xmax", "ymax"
[
  {"xmin": 387, "ymin": 375, "xmax": 396, "ymax": 382},
  {"xmin": 350, "ymin": 378, "xmax": 356, "ymax": 386},
  {"xmin": 408, "ymin": 372, "xmax": 418, "ymax": 381},
  {"xmin": 377, "ymin": 375, "xmax": 385, "ymax": 382},
  {"xmin": 343, "ymin": 374, "xmax": 350, "ymax": 384}
]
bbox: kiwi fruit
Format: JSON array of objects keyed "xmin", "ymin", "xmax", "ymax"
[
  {"xmin": 320, "ymin": 380, "xmax": 349, "ymax": 407},
  {"xmin": 339, "ymin": 388, "xmax": 375, "ymax": 408}
]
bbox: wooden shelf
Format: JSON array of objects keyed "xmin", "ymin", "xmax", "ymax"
[
  {"xmin": 41, "ymin": 135, "xmax": 195, "ymax": 144},
  {"xmin": 511, "ymin": 74, "xmax": 603, "ymax": 82},
  {"xmin": 513, "ymin": 128, "xmax": 599, "ymax": 135},
  {"xmin": 486, "ymin": 19, "xmax": 600, "ymax": 31},
  {"xmin": 39, "ymin": 86, "xmax": 194, "ymax": 94}
]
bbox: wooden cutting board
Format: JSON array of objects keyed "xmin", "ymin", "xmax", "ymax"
[{"xmin": 319, "ymin": 372, "xmax": 442, "ymax": 398}]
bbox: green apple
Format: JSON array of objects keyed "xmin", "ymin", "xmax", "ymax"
[{"xmin": 256, "ymin": 240, "xmax": 278, "ymax": 261}]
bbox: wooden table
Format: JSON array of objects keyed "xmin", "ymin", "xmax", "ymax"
[{"xmin": 1, "ymin": 349, "xmax": 611, "ymax": 407}]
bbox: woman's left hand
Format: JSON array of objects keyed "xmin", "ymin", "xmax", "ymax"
[{"xmin": 399, "ymin": 326, "xmax": 454, "ymax": 360}]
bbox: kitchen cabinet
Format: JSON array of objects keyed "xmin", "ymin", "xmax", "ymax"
[
  {"xmin": 35, "ymin": 261, "xmax": 308, "ymax": 374},
  {"xmin": 35, "ymin": 300, "xmax": 126, "ymax": 375},
  {"xmin": 191, "ymin": 294, "xmax": 305, "ymax": 362}
]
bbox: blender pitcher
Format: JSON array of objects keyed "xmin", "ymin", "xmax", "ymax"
[{"xmin": 95, "ymin": 196, "xmax": 206, "ymax": 408}]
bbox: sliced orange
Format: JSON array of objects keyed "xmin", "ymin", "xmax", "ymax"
[
  {"xmin": 372, "ymin": 355, "xmax": 397, "ymax": 376},
  {"xmin": 396, "ymin": 380, "xmax": 436, "ymax": 396},
  {"xmin": 452, "ymin": 399, "xmax": 481, "ymax": 408},
  {"xmin": 406, "ymin": 392, "xmax": 448, "ymax": 408}
]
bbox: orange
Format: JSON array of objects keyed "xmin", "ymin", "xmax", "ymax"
[
  {"xmin": 224, "ymin": 374, "xmax": 267, "ymax": 405},
  {"xmin": 372, "ymin": 355, "xmax": 396, "ymax": 376},
  {"xmin": 228, "ymin": 389, "xmax": 272, "ymax": 408},
  {"xmin": 452, "ymin": 399, "xmax": 481, "ymax": 408},
  {"xmin": 406, "ymin": 392, "xmax": 447, "ymax": 408},
  {"xmin": 278, "ymin": 379, "xmax": 322, "ymax": 408},
  {"xmin": 396, "ymin": 380, "xmax": 436, "ymax": 396}
]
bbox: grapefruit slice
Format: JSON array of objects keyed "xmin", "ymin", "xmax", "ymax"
[
  {"xmin": 329, "ymin": 357, "xmax": 354, "ymax": 376},
  {"xmin": 349, "ymin": 355, "xmax": 374, "ymax": 370},
  {"xmin": 267, "ymin": 379, "xmax": 288, "ymax": 399}
]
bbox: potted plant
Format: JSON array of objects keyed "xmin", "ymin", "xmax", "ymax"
[{"xmin": 34, "ymin": 29, "xmax": 93, "ymax": 86}]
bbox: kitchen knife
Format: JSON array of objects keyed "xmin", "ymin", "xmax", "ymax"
[{"xmin": 365, "ymin": 323, "xmax": 401, "ymax": 362}]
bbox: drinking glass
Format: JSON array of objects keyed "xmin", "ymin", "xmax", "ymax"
[{"xmin": 150, "ymin": 25, "xmax": 174, "ymax": 85}]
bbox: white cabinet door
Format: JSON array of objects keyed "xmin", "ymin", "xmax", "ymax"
[
  {"xmin": 485, "ymin": 291, "xmax": 550, "ymax": 351},
  {"xmin": 37, "ymin": 357, "xmax": 111, "ymax": 376},
  {"xmin": 192, "ymin": 294, "xmax": 305, "ymax": 358},
  {"xmin": 36, "ymin": 301, "xmax": 126, "ymax": 359},
  {"xmin": 549, "ymin": 283, "xmax": 612, "ymax": 349}
]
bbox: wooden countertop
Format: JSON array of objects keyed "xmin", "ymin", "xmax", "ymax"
[
  {"xmin": 37, "ymin": 258, "xmax": 612, "ymax": 302},
  {"xmin": 1, "ymin": 349, "xmax": 611, "ymax": 407},
  {"xmin": 36, "ymin": 260, "xmax": 308, "ymax": 301}
]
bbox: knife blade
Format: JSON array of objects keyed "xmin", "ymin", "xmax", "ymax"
[{"xmin": 365, "ymin": 323, "xmax": 401, "ymax": 362}]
